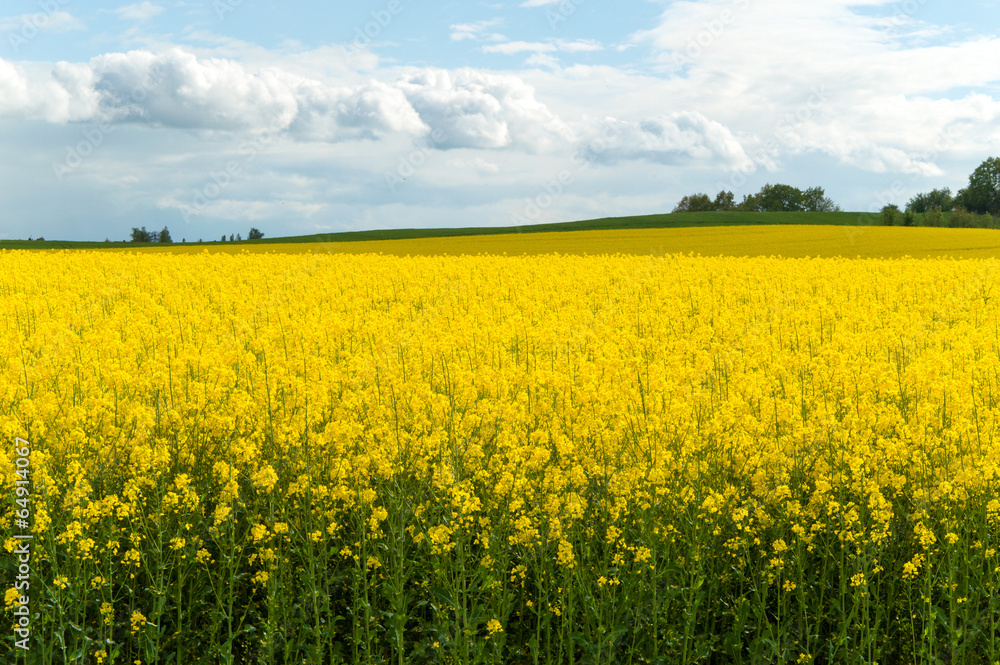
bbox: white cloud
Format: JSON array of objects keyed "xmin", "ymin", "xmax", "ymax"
[
  {"xmin": 625, "ymin": 0, "xmax": 1000, "ymax": 176},
  {"xmin": 288, "ymin": 78, "xmax": 428, "ymax": 142},
  {"xmin": 446, "ymin": 156, "xmax": 500, "ymax": 174},
  {"xmin": 450, "ymin": 19, "xmax": 505, "ymax": 42},
  {"xmin": 0, "ymin": 11, "xmax": 82, "ymax": 34},
  {"xmin": 0, "ymin": 60, "xmax": 101, "ymax": 122},
  {"xmin": 581, "ymin": 113, "xmax": 755, "ymax": 171},
  {"xmin": 89, "ymin": 49, "xmax": 301, "ymax": 131},
  {"xmin": 484, "ymin": 41, "xmax": 557, "ymax": 55},
  {"xmin": 0, "ymin": 60, "xmax": 30, "ymax": 117},
  {"xmin": 525, "ymin": 53, "xmax": 562, "ymax": 70},
  {"xmin": 558, "ymin": 40, "xmax": 604, "ymax": 53},
  {"xmin": 396, "ymin": 68, "xmax": 574, "ymax": 152},
  {"xmin": 483, "ymin": 40, "xmax": 603, "ymax": 55},
  {"xmin": 114, "ymin": 2, "xmax": 164, "ymax": 22},
  {"xmin": 0, "ymin": 50, "xmax": 576, "ymax": 155}
]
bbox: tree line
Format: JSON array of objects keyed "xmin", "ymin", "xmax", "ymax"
[
  {"xmin": 672, "ymin": 157, "xmax": 1000, "ymax": 226},
  {"xmin": 128, "ymin": 227, "xmax": 265, "ymax": 243},
  {"xmin": 880, "ymin": 157, "xmax": 1000, "ymax": 227},
  {"xmin": 672, "ymin": 183, "xmax": 841, "ymax": 213}
]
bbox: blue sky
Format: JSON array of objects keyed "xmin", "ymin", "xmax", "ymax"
[{"xmin": 1, "ymin": 0, "xmax": 998, "ymax": 241}]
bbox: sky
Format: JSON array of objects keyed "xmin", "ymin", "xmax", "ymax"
[{"xmin": 0, "ymin": 0, "xmax": 998, "ymax": 242}]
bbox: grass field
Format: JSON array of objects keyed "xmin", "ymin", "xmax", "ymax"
[{"xmin": 4, "ymin": 239, "xmax": 1000, "ymax": 663}]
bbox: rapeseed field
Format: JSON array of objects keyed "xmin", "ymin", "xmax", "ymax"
[
  {"xmin": 118, "ymin": 224, "xmax": 1000, "ymax": 259},
  {"xmin": 3, "ymin": 244, "xmax": 1000, "ymax": 663}
]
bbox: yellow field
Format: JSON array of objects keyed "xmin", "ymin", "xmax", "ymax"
[
  {"xmin": 108, "ymin": 224, "xmax": 1000, "ymax": 259},
  {"xmin": 2, "ymin": 244, "xmax": 1000, "ymax": 663}
]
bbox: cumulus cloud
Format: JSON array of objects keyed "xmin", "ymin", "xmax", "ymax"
[
  {"xmin": 0, "ymin": 50, "xmax": 576, "ymax": 154},
  {"xmin": 396, "ymin": 68, "xmax": 574, "ymax": 151},
  {"xmin": 0, "ymin": 60, "xmax": 30, "ymax": 117},
  {"xmin": 626, "ymin": 0, "xmax": 1000, "ymax": 175},
  {"xmin": 580, "ymin": 113, "xmax": 754, "ymax": 171},
  {"xmin": 33, "ymin": 48, "xmax": 427, "ymax": 142},
  {"xmin": 88, "ymin": 49, "xmax": 300, "ymax": 131},
  {"xmin": 0, "ymin": 60, "xmax": 101, "ymax": 122},
  {"xmin": 288, "ymin": 78, "xmax": 428, "ymax": 141}
]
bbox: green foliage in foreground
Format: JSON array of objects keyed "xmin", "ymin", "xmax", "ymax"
[{"xmin": 4, "ymin": 465, "xmax": 1000, "ymax": 664}]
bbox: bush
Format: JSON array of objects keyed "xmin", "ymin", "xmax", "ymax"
[
  {"xmin": 880, "ymin": 204, "xmax": 900, "ymax": 226},
  {"xmin": 925, "ymin": 206, "xmax": 944, "ymax": 227},
  {"xmin": 949, "ymin": 207, "xmax": 978, "ymax": 228}
]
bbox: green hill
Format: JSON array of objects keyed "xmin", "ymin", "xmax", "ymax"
[{"xmin": 0, "ymin": 211, "xmax": 884, "ymax": 249}]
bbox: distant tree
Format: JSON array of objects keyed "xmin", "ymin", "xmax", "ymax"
[
  {"xmin": 907, "ymin": 188, "xmax": 954, "ymax": 213},
  {"xmin": 881, "ymin": 204, "xmax": 900, "ymax": 226},
  {"xmin": 925, "ymin": 206, "xmax": 944, "ymax": 227},
  {"xmin": 236, "ymin": 233, "xmax": 242, "ymax": 241},
  {"xmin": 230, "ymin": 234, "xmax": 235, "ymax": 242},
  {"xmin": 736, "ymin": 192, "xmax": 761, "ymax": 212},
  {"xmin": 755, "ymin": 183, "xmax": 808, "ymax": 212},
  {"xmin": 672, "ymin": 193, "xmax": 715, "ymax": 213},
  {"xmin": 802, "ymin": 186, "xmax": 841, "ymax": 212},
  {"xmin": 903, "ymin": 209, "xmax": 916, "ymax": 227},
  {"xmin": 248, "ymin": 228, "xmax": 265, "ymax": 240},
  {"xmin": 673, "ymin": 184, "xmax": 839, "ymax": 214},
  {"xmin": 713, "ymin": 190, "xmax": 735, "ymax": 211},
  {"xmin": 130, "ymin": 226, "xmax": 155, "ymax": 243},
  {"xmin": 960, "ymin": 157, "xmax": 1000, "ymax": 214},
  {"xmin": 159, "ymin": 227, "xmax": 172, "ymax": 244},
  {"xmin": 950, "ymin": 206, "xmax": 979, "ymax": 228},
  {"xmin": 221, "ymin": 235, "xmax": 226, "ymax": 242}
]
